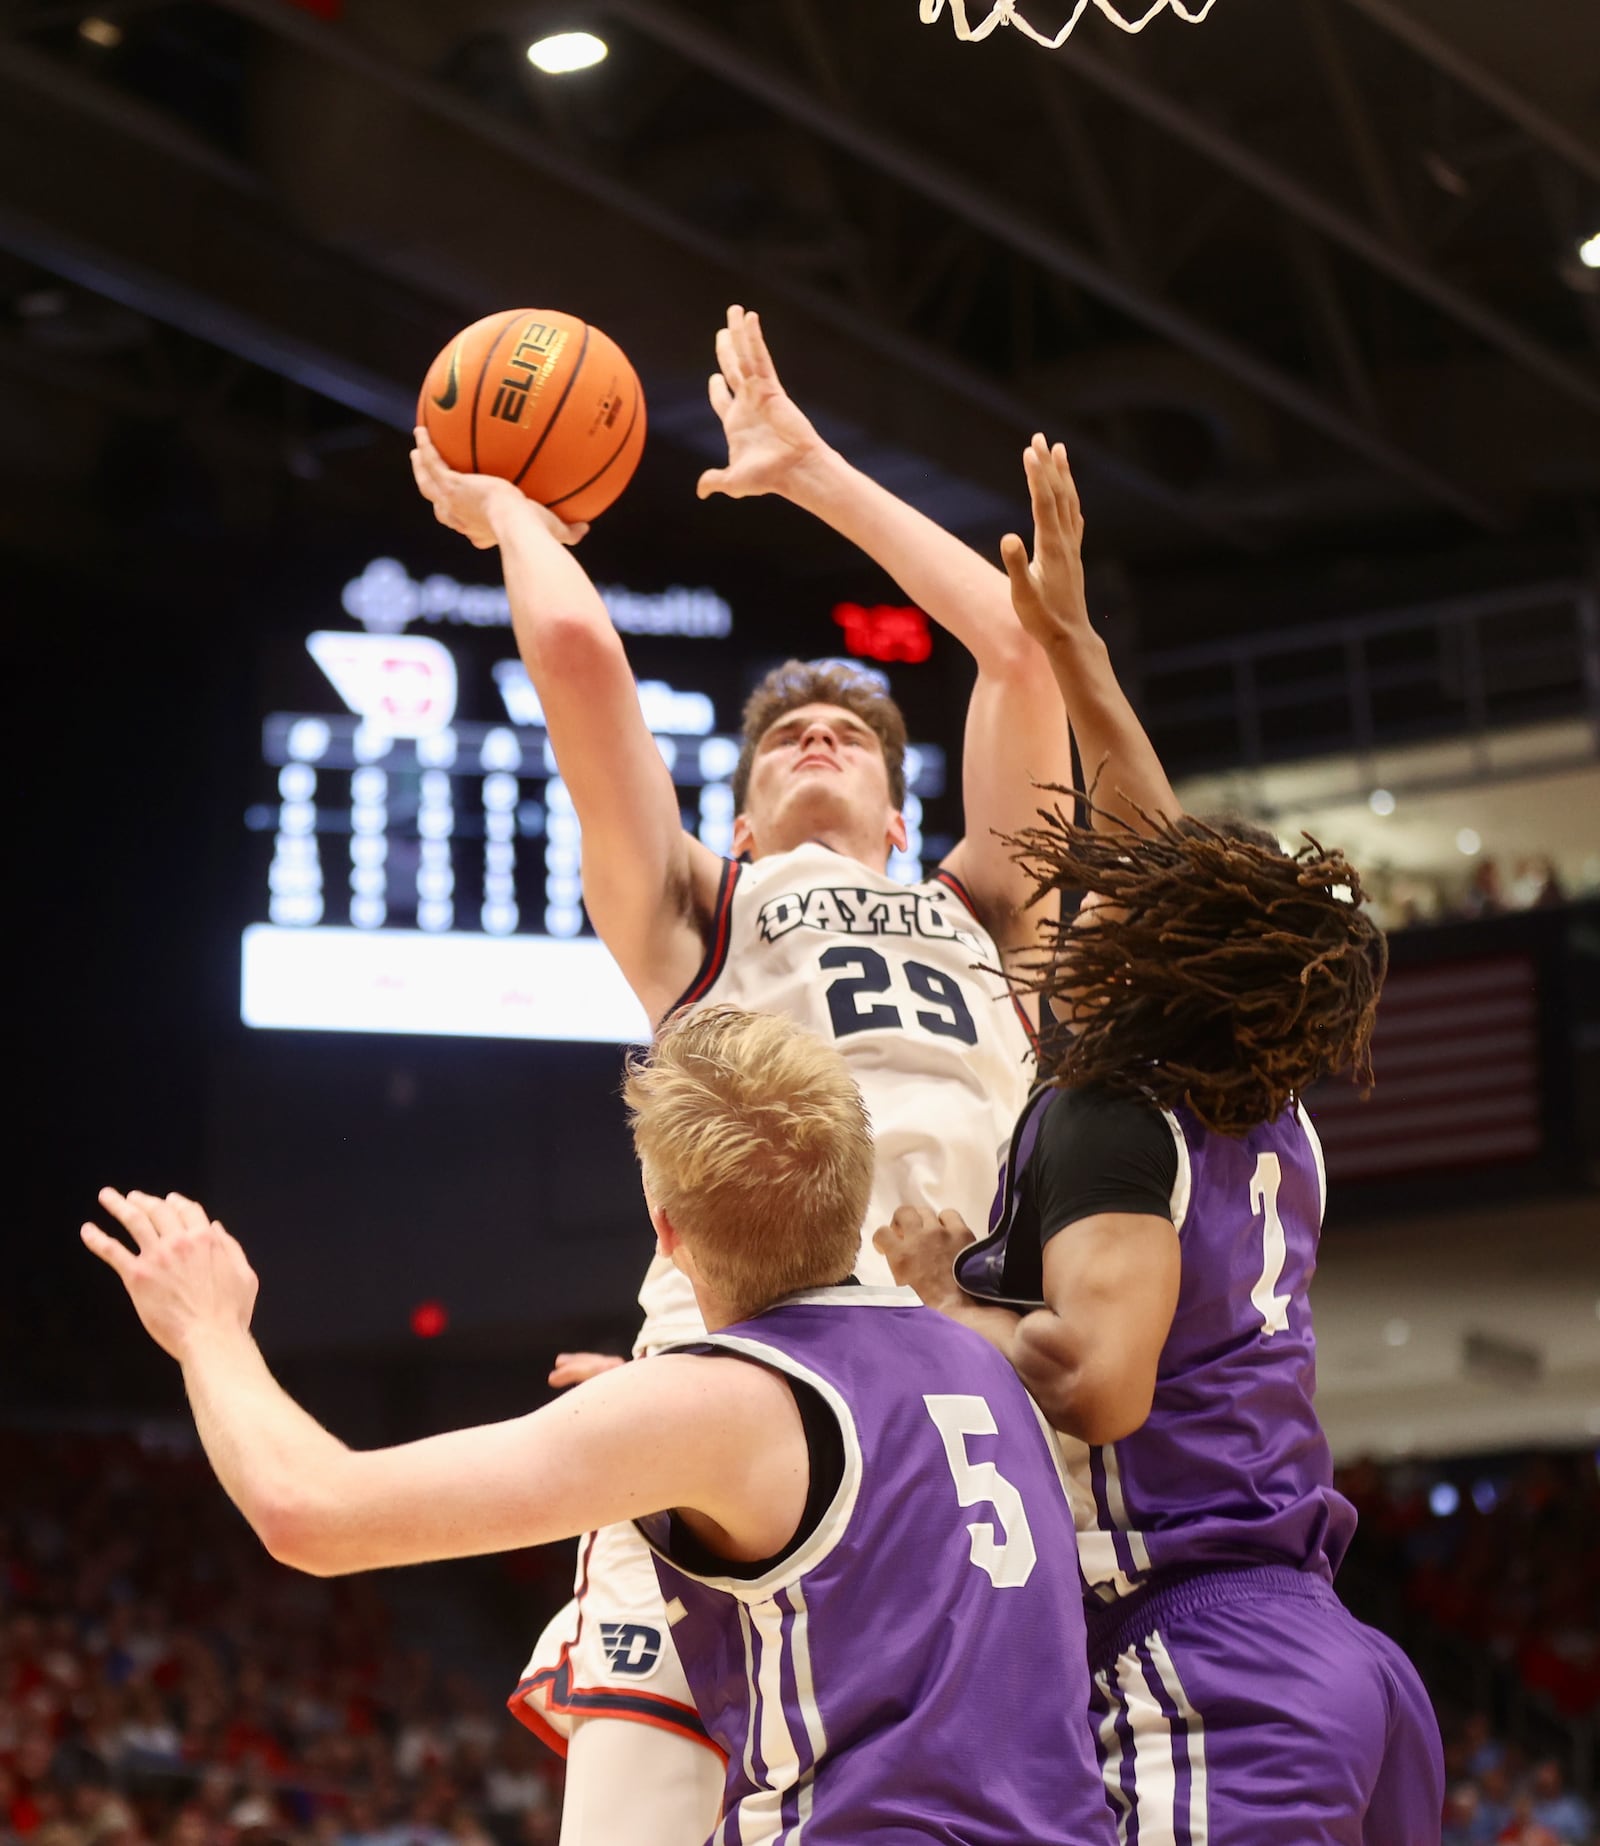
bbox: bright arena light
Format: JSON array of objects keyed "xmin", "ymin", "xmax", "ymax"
[
  {"xmin": 1428, "ymin": 1482, "xmax": 1460, "ymax": 1519},
  {"xmin": 527, "ymin": 30, "xmax": 608, "ymax": 73},
  {"xmin": 1456, "ymin": 827, "xmax": 1482, "ymax": 856},
  {"xmin": 1368, "ymin": 788, "xmax": 1396, "ymax": 817},
  {"xmin": 1579, "ymin": 232, "xmax": 1600, "ymax": 270}
]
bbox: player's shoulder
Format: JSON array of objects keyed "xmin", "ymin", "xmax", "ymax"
[
  {"xmin": 1032, "ymin": 1081, "xmax": 1174, "ymax": 1160},
  {"xmin": 1025, "ymin": 1082, "xmax": 1187, "ymax": 1231},
  {"xmin": 920, "ymin": 858, "xmax": 982, "ymax": 913},
  {"xmin": 628, "ymin": 1346, "xmax": 805, "ymax": 1431}
]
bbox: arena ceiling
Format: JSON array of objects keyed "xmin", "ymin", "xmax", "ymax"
[{"xmin": 2, "ymin": 0, "xmax": 1599, "ymax": 644}]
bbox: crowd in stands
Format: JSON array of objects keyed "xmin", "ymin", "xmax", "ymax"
[
  {"xmin": 1338, "ymin": 1451, "xmax": 1600, "ymax": 1720},
  {"xmin": 0, "ymin": 1430, "xmax": 569, "ymax": 1846},
  {"xmin": 1365, "ymin": 855, "xmax": 1583, "ymax": 932},
  {"xmin": 6, "ymin": 1428, "xmax": 1597, "ymax": 1846},
  {"xmin": 1437, "ymin": 1715, "xmax": 1595, "ymax": 1846},
  {"xmin": 1338, "ymin": 1452, "xmax": 1600, "ymax": 1844}
]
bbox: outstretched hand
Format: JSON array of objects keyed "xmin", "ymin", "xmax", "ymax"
[
  {"xmin": 697, "ymin": 305, "xmax": 826, "ymax": 501},
  {"xmin": 81, "ymin": 1189, "xmax": 259, "ymax": 1364},
  {"xmin": 410, "ymin": 427, "xmax": 589, "ymax": 550},
  {"xmin": 547, "ymin": 1351, "xmax": 627, "ymax": 1388},
  {"xmin": 1000, "ymin": 435, "xmax": 1090, "ymax": 653}
]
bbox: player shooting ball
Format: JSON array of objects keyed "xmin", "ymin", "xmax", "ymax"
[
  {"xmin": 410, "ymin": 309, "xmax": 1158, "ymax": 1846},
  {"xmin": 877, "ymin": 438, "xmax": 1444, "ymax": 1846}
]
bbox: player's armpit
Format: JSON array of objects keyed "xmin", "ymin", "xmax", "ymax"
[
  {"xmin": 1012, "ymin": 1211, "xmax": 1179, "ymax": 1446},
  {"xmin": 263, "ymin": 1354, "xmax": 807, "ymax": 1578}
]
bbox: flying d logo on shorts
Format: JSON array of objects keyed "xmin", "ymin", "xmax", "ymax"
[{"xmin": 598, "ymin": 1622, "xmax": 663, "ymax": 1678}]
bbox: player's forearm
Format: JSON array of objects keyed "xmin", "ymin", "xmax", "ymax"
[
  {"xmin": 782, "ymin": 448, "xmax": 1028, "ymax": 678},
  {"xmin": 1012, "ymin": 1309, "xmax": 1152, "ymax": 1446},
  {"xmin": 926, "ymin": 1289, "xmax": 1023, "ymax": 1362},
  {"xmin": 486, "ymin": 487, "xmax": 625, "ymax": 684},
  {"xmin": 178, "ymin": 1325, "xmax": 352, "ymax": 1569},
  {"xmin": 1038, "ymin": 628, "xmax": 1179, "ymax": 834}
]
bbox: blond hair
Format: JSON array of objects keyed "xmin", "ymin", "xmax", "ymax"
[
  {"xmin": 624, "ymin": 1006, "xmax": 873, "ymax": 1322},
  {"xmin": 731, "ymin": 660, "xmax": 909, "ymax": 812}
]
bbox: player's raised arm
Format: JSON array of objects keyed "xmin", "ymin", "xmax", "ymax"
[
  {"xmin": 699, "ymin": 305, "xmax": 1073, "ymax": 960},
  {"xmin": 1001, "ymin": 436, "xmax": 1180, "ymax": 835},
  {"xmin": 80, "ymin": 1188, "xmax": 805, "ymax": 1577},
  {"xmin": 411, "ymin": 430, "xmax": 715, "ymax": 1022}
]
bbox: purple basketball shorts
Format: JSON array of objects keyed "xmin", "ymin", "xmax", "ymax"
[{"xmin": 1085, "ymin": 1565, "xmax": 1444, "ymax": 1846}]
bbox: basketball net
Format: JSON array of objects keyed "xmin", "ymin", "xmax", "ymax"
[{"xmin": 920, "ymin": 0, "xmax": 1219, "ymax": 45}]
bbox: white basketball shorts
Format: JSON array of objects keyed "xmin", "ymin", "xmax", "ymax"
[{"xmin": 508, "ymin": 1520, "xmax": 722, "ymax": 1760}]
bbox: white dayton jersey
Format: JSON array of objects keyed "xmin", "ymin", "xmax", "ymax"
[{"xmin": 635, "ymin": 842, "xmax": 1036, "ymax": 1354}]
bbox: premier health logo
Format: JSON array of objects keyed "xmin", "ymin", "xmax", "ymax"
[{"xmin": 340, "ymin": 558, "xmax": 732, "ymax": 639}]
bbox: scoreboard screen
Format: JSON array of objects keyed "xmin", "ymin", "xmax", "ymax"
[{"xmin": 241, "ymin": 556, "xmax": 949, "ymax": 1044}]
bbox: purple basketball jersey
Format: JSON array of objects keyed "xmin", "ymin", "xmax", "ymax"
[
  {"xmin": 639, "ymin": 1286, "xmax": 1116, "ymax": 1846},
  {"xmin": 963, "ymin": 1095, "xmax": 1355, "ymax": 1603}
]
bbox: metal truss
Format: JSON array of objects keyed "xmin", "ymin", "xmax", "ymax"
[
  {"xmin": 177, "ymin": 0, "xmax": 1273, "ymax": 544},
  {"xmin": 605, "ymin": 0, "xmax": 1503, "ymax": 527},
  {"xmin": 2, "ymin": 0, "xmax": 1597, "ymax": 558}
]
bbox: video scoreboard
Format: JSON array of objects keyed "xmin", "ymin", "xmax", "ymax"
[{"xmin": 241, "ymin": 556, "xmax": 948, "ymax": 1044}]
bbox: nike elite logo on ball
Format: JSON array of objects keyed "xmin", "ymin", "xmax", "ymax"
[
  {"xmin": 432, "ymin": 346, "xmax": 461, "ymax": 412},
  {"xmin": 417, "ymin": 307, "xmax": 646, "ymax": 521}
]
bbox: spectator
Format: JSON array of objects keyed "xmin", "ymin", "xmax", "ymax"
[
  {"xmin": 1462, "ymin": 856, "xmax": 1506, "ymax": 919},
  {"xmin": 1508, "ymin": 858, "xmax": 1567, "ymax": 912},
  {"xmin": 1477, "ymin": 1764, "xmax": 1516, "ymax": 1842},
  {"xmin": 1530, "ymin": 1761, "xmax": 1594, "ymax": 1846},
  {"xmin": 0, "ymin": 1431, "xmax": 569, "ymax": 1846}
]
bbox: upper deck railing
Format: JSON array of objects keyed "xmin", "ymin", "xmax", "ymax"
[{"xmin": 1142, "ymin": 579, "xmax": 1600, "ymax": 781}]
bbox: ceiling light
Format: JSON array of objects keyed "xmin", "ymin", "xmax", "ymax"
[
  {"xmin": 527, "ymin": 30, "xmax": 608, "ymax": 74},
  {"xmin": 1456, "ymin": 827, "xmax": 1482, "ymax": 856},
  {"xmin": 17, "ymin": 287, "xmax": 70, "ymax": 320},
  {"xmin": 1580, "ymin": 232, "xmax": 1600, "ymax": 271},
  {"xmin": 1383, "ymin": 1317, "xmax": 1411, "ymax": 1347},
  {"xmin": 1368, "ymin": 788, "xmax": 1396, "ymax": 817},
  {"xmin": 1428, "ymin": 1482, "xmax": 1459, "ymax": 1518},
  {"xmin": 78, "ymin": 15, "xmax": 123, "ymax": 47}
]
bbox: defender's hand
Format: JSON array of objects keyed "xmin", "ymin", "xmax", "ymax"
[
  {"xmin": 547, "ymin": 1352, "xmax": 626, "ymax": 1388},
  {"xmin": 1000, "ymin": 434, "xmax": 1090, "ymax": 652},
  {"xmin": 410, "ymin": 427, "xmax": 589, "ymax": 550},
  {"xmin": 872, "ymin": 1206, "xmax": 978, "ymax": 1310},
  {"xmin": 696, "ymin": 305, "xmax": 827, "ymax": 501},
  {"xmin": 81, "ymin": 1189, "xmax": 258, "ymax": 1364}
]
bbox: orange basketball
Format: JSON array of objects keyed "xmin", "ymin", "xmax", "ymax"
[{"xmin": 417, "ymin": 309, "xmax": 646, "ymax": 523}]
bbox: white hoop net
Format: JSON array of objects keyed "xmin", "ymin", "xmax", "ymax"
[{"xmin": 919, "ymin": 0, "xmax": 1219, "ymax": 45}]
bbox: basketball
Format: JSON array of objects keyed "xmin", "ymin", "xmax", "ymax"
[{"xmin": 417, "ymin": 309, "xmax": 646, "ymax": 523}]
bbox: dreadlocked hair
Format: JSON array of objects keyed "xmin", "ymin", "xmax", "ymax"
[{"xmin": 1008, "ymin": 795, "xmax": 1389, "ymax": 1138}]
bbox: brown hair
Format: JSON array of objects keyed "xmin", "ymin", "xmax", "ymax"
[
  {"xmin": 1007, "ymin": 798, "xmax": 1388, "ymax": 1137},
  {"xmin": 624, "ymin": 1005, "xmax": 873, "ymax": 1321},
  {"xmin": 731, "ymin": 660, "xmax": 908, "ymax": 811}
]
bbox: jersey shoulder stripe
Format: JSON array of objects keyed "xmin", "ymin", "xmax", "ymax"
[
  {"xmin": 930, "ymin": 865, "xmax": 1040, "ymax": 1052},
  {"xmin": 1297, "ymin": 1098, "xmax": 1328, "ymax": 1228},
  {"xmin": 930, "ymin": 864, "xmax": 980, "ymax": 920},
  {"xmin": 638, "ymin": 1323, "xmax": 865, "ymax": 1602},
  {"xmin": 665, "ymin": 856, "xmax": 741, "ymax": 1014}
]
